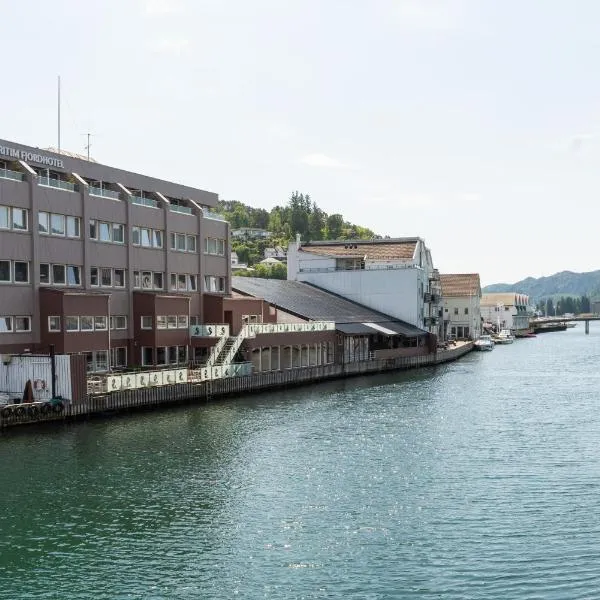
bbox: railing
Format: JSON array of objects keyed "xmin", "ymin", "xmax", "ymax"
[
  {"xmin": 0, "ymin": 168, "xmax": 24, "ymax": 182},
  {"xmin": 189, "ymin": 323, "xmax": 230, "ymax": 338},
  {"xmin": 299, "ymin": 264, "xmax": 415, "ymax": 274},
  {"xmin": 89, "ymin": 186, "xmax": 121, "ymax": 200},
  {"xmin": 205, "ymin": 335, "xmax": 229, "ymax": 367},
  {"xmin": 129, "ymin": 195, "xmax": 159, "ymax": 208},
  {"xmin": 38, "ymin": 176, "xmax": 78, "ymax": 192},
  {"xmin": 203, "ymin": 210, "xmax": 226, "ymax": 221},
  {"xmin": 169, "ymin": 204, "xmax": 193, "ymax": 215}
]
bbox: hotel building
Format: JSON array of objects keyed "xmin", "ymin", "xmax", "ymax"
[{"xmin": 0, "ymin": 139, "xmax": 229, "ymax": 371}]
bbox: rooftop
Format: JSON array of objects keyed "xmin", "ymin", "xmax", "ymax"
[
  {"xmin": 232, "ymin": 276, "xmax": 427, "ymax": 337},
  {"xmin": 440, "ymin": 273, "xmax": 481, "ymax": 297},
  {"xmin": 481, "ymin": 292, "xmax": 529, "ymax": 306},
  {"xmin": 300, "ymin": 238, "xmax": 419, "ymax": 261}
]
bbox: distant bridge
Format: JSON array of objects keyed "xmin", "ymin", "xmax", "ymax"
[{"xmin": 530, "ymin": 315, "xmax": 600, "ymax": 334}]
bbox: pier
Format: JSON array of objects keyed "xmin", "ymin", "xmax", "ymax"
[{"xmin": 530, "ymin": 314, "xmax": 600, "ymax": 334}]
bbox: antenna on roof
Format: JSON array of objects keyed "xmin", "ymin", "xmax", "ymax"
[
  {"xmin": 57, "ymin": 75, "xmax": 61, "ymax": 152},
  {"xmin": 83, "ymin": 132, "xmax": 93, "ymax": 161}
]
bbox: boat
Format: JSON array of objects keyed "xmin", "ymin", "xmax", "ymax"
[
  {"xmin": 474, "ymin": 335, "xmax": 494, "ymax": 351},
  {"xmin": 492, "ymin": 329, "xmax": 514, "ymax": 344},
  {"xmin": 566, "ymin": 322, "xmax": 577, "ymax": 328}
]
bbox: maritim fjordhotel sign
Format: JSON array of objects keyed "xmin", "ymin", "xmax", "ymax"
[{"xmin": 0, "ymin": 144, "xmax": 64, "ymax": 168}]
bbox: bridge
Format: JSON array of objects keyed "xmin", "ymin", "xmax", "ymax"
[{"xmin": 530, "ymin": 314, "xmax": 600, "ymax": 334}]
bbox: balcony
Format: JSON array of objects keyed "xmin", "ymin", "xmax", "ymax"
[
  {"xmin": 89, "ymin": 186, "xmax": 121, "ymax": 200},
  {"xmin": 170, "ymin": 204, "xmax": 193, "ymax": 215},
  {"xmin": 0, "ymin": 168, "xmax": 24, "ymax": 182},
  {"xmin": 129, "ymin": 194, "xmax": 159, "ymax": 209},
  {"xmin": 203, "ymin": 210, "xmax": 226, "ymax": 221},
  {"xmin": 38, "ymin": 176, "xmax": 78, "ymax": 192}
]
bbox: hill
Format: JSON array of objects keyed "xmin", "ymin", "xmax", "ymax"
[{"xmin": 483, "ymin": 270, "xmax": 600, "ymax": 301}]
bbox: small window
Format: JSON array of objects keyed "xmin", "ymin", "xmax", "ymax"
[
  {"xmin": 178, "ymin": 274, "xmax": 186, "ymax": 290},
  {"xmin": 133, "ymin": 271, "xmax": 141, "ymax": 288},
  {"xmin": 110, "ymin": 315, "xmax": 127, "ymax": 330},
  {"xmin": 0, "ymin": 261, "xmax": 9, "ymax": 282},
  {"xmin": 65, "ymin": 316, "xmax": 79, "ymax": 331},
  {"xmin": 66, "ymin": 216, "xmax": 80, "ymax": 238},
  {"xmin": 141, "ymin": 316, "xmax": 153, "ymax": 329},
  {"xmin": 12, "ymin": 208, "xmax": 27, "ymax": 231},
  {"xmin": 156, "ymin": 315, "xmax": 167, "ymax": 329},
  {"xmin": 454, "ymin": 307, "xmax": 459, "ymax": 315},
  {"xmin": 156, "ymin": 346, "xmax": 167, "ymax": 365},
  {"xmin": 0, "ymin": 316, "xmax": 13, "ymax": 332},
  {"xmin": 13, "ymin": 261, "xmax": 29, "ymax": 283},
  {"xmin": 153, "ymin": 230, "xmax": 163, "ymax": 248},
  {"xmin": 99, "ymin": 222, "xmax": 111, "ymax": 242},
  {"xmin": 141, "ymin": 271, "xmax": 152, "ymax": 289},
  {"xmin": 187, "ymin": 235, "xmax": 196, "ymax": 252},
  {"xmin": 177, "ymin": 315, "xmax": 188, "ymax": 329},
  {"xmin": 177, "ymin": 233, "xmax": 186, "ymax": 252},
  {"xmin": 188, "ymin": 275, "xmax": 197, "ymax": 291},
  {"xmin": 141, "ymin": 228, "xmax": 151, "ymax": 247},
  {"xmin": 51, "ymin": 213, "xmax": 65, "ymax": 235},
  {"xmin": 168, "ymin": 346, "xmax": 178, "ymax": 365},
  {"xmin": 39, "ymin": 263, "xmax": 50, "ymax": 285},
  {"xmin": 95, "ymin": 350, "xmax": 108, "ymax": 372},
  {"xmin": 38, "ymin": 211, "xmax": 49, "ymax": 234},
  {"xmin": 14, "ymin": 316, "xmax": 31, "ymax": 332},
  {"xmin": 132, "ymin": 226, "xmax": 140, "ymax": 245},
  {"xmin": 114, "ymin": 269, "xmax": 125, "ymax": 287},
  {"xmin": 170, "ymin": 232, "xmax": 176, "ymax": 250},
  {"xmin": 52, "ymin": 264, "xmax": 66, "ymax": 285},
  {"xmin": 80, "ymin": 316, "xmax": 94, "ymax": 331},
  {"xmin": 111, "ymin": 347, "xmax": 127, "ymax": 367},
  {"xmin": 101, "ymin": 267, "xmax": 112, "ymax": 287},
  {"xmin": 112, "ymin": 223, "xmax": 124, "ymax": 243},
  {"xmin": 464, "ymin": 307, "xmax": 469, "ymax": 315},
  {"xmin": 0, "ymin": 206, "xmax": 8, "ymax": 229},
  {"xmin": 90, "ymin": 266, "xmax": 99, "ymax": 286},
  {"xmin": 89, "ymin": 219, "xmax": 97, "ymax": 239},
  {"xmin": 94, "ymin": 316, "xmax": 107, "ymax": 331},
  {"xmin": 218, "ymin": 239, "xmax": 225, "ymax": 255},
  {"xmin": 177, "ymin": 345, "xmax": 187, "ymax": 364},
  {"xmin": 48, "ymin": 316, "xmax": 61, "ymax": 332},
  {"xmin": 167, "ymin": 315, "xmax": 177, "ymax": 329},
  {"xmin": 142, "ymin": 346, "xmax": 154, "ymax": 366},
  {"xmin": 67, "ymin": 265, "xmax": 81, "ymax": 286},
  {"xmin": 153, "ymin": 272, "xmax": 163, "ymax": 289},
  {"xmin": 170, "ymin": 273, "xmax": 177, "ymax": 290}
]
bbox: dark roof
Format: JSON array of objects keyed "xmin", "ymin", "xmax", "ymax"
[{"xmin": 231, "ymin": 277, "xmax": 427, "ymax": 337}]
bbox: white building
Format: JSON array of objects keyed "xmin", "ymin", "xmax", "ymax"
[
  {"xmin": 231, "ymin": 227, "xmax": 270, "ymax": 240},
  {"xmin": 286, "ymin": 237, "xmax": 442, "ymax": 337},
  {"xmin": 231, "ymin": 251, "xmax": 248, "ymax": 271},
  {"xmin": 440, "ymin": 273, "xmax": 482, "ymax": 340},
  {"xmin": 481, "ymin": 292, "xmax": 530, "ymax": 334},
  {"xmin": 264, "ymin": 245, "xmax": 287, "ymax": 260}
]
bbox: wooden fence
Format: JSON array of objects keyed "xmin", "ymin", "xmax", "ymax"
[{"xmin": 0, "ymin": 343, "xmax": 472, "ymax": 429}]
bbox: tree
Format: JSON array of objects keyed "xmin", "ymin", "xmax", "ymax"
[
  {"xmin": 326, "ymin": 214, "xmax": 344, "ymax": 239},
  {"xmin": 546, "ymin": 298, "xmax": 555, "ymax": 317},
  {"xmin": 308, "ymin": 203, "xmax": 325, "ymax": 241}
]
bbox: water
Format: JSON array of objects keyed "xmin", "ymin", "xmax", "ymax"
[{"xmin": 2, "ymin": 327, "xmax": 600, "ymax": 599}]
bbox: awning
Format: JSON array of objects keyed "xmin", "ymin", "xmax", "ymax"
[{"xmin": 336, "ymin": 321, "xmax": 427, "ymax": 338}]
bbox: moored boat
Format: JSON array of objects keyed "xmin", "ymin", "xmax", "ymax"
[{"xmin": 474, "ymin": 335, "xmax": 494, "ymax": 351}]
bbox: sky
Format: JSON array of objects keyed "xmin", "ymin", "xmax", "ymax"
[{"xmin": 1, "ymin": 0, "xmax": 600, "ymax": 285}]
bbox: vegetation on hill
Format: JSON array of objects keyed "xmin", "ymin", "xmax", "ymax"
[
  {"xmin": 217, "ymin": 191, "xmax": 379, "ymax": 272},
  {"xmin": 483, "ymin": 270, "xmax": 600, "ymax": 302},
  {"xmin": 537, "ymin": 295, "xmax": 591, "ymax": 316}
]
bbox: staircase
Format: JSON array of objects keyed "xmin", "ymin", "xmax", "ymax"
[{"xmin": 214, "ymin": 337, "xmax": 237, "ymax": 365}]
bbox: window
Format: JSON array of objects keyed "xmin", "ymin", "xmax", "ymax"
[
  {"xmin": 153, "ymin": 272, "xmax": 163, "ymax": 289},
  {"xmin": 190, "ymin": 316, "xmax": 200, "ymax": 326},
  {"xmin": 40, "ymin": 263, "xmax": 50, "ymax": 284},
  {"xmin": 454, "ymin": 307, "xmax": 459, "ymax": 315},
  {"xmin": 114, "ymin": 269, "xmax": 125, "ymax": 287},
  {"xmin": 141, "ymin": 228, "xmax": 151, "ymax": 247},
  {"xmin": 0, "ymin": 206, "xmax": 8, "ymax": 229},
  {"xmin": 187, "ymin": 235, "xmax": 196, "ymax": 252},
  {"xmin": 38, "ymin": 212, "xmax": 49, "ymax": 234},
  {"xmin": 444, "ymin": 308, "xmax": 448, "ymax": 313},
  {"xmin": 13, "ymin": 262, "xmax": 29, "ymax": 283},
  {"xmin": 67, "ymin": 265, "xmax": 81, "ymax": 286},
  {"xmin": 110, "ymin": 347, "xmax": 127, "ymax": 367},
  {"xmin": 177, "ymin": 346, "xmax": 187, "ymax": 364},
  {"xmin": 170, "ymin": 273, "xmax": 177, "ymax": 290},
  {"xmin": 141, "ymin": 271, "xmax": 152, "ymax": 289},
  {"xmin": 177, "ymin": 234, "xmax": 186, "ymax": 252},
  {"xmin": 95, "ymin": 350, "xmax": 108, "ymax": 372},
  {"xmin": 101, "ymin": 268, "xmax": 112, "ymax": 287},
  {"xmin": 80, "ymin": 316, "xmax": 94, "ymax": 331},
  {"xmin": 50, "ymin": 264, "xmax": 65, "ymax": 285},
  {"xmin": 464, "ymin": 307, "xmax": 469, "ymax": 315},
  {"xmin": 154, "ymin": 230, "xmax": 163, "ymax": 248},
  {"xmin": 177, "ymin": 315, "xmax": 188, "ymax": 329},
  {"xmin": 89, "ymin": 219, "xmax": 97, "ymax": 239},
  {"xmin": 132, "ymin": 226, "xmax": 140, "ymax": 245},
  {"xmin": 0, "ymin": 261, "xmax": 9, "ymax": 282},
  {"xmin": 189, "ymin": 275, "xmax": 197, "ymax": 291},
  {"xmin": 141, "ymin": 316, "xmax": 153, "ymax": 329},
  {"xmin": 217, "ymin": 277, "xmax": 225, "ymax": 292},
  {"xmin": 65, "ymin": 316, "xmax": 79, "ymax": 331},
  {"xmin": 218, "ymin": 239, "xmax": 225, "ymax": 255},
  {"xmin": 48, "ymin": 316, "xmax": 61, "ymax": 332},
  {"xmin": 464, "ymin": 326, "xmax": 470, "ymax": 338},
  {"xmin": 12, "ymin": 208, "xmax": 27, "ymax": 231},
  {"xmin": 66, "ymin": 216, "xmax": 80, "ymax": 238},
  {"xmin": 169, "ymin": 233, "xmax": 176, "ymax": 250},
  {"xmin": 14, "ymin": 316, "xmax": 31, "ymax": 332},
  {"xmin": 167, "ymin": 315, "xmax": 177, "ymax": 329},
  {"xmin": 110, "ymin": 315, "xmax": 127, "ymax": 330},
  {"xmin": 90, "ymin": 267, "xmax": 99, "ymax": 286},
  {"xmin": 156, "ymin": 346, "xmax": 167, "ymax": 365},
  {"xmin": 142, "ymin": 347, "xmax": 154, "ymax": 366},
  {"xmin": 0, "ymin": 317, "xmax": 12, "ymax": 332},
  {"xmin": 204, "ymin": 237, "xmax": 226, "ymax": 256},
  {"xmin": 112, "ymin": 223, "xmax": 124, "ymax": 243},
  {"xmin": 51, "ymin": 213, "xmax": 65, "ymax": 235},
  {"xmin": 178, "ymin": 274, "xmax": 186, "ymax": 291},
  {"xmin": 99, "ymin": 221, "xmax": 111, "ymax": 242},
  {"xmin": 94, "ymin": 316, "xmax": 108, "ymax": 331},
  {"xmin": 157, "ymin": 316, "xmax": 167, "ymax": 329},
  {"xmin": 168, "ymin": 346, "xmax": 178, "ymax": 365}
]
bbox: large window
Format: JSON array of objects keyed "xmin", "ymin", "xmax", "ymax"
[
  {"xmin": 91, "ymin": 267, "xmax": 125, "ymax": 288},
  {"xmin": 204, "ymin": 237, "xmax": 226, "ymax": 256},
  {"xmin": 204, "ymin": 275, "xmax": 226, "ymax": 293},
  {"xmin": 110, "ymin": 347, "xmax": 127, "ymax": 368},
  {"xmin": 0, "ymin": 206, "xmax": 28, "ymax": 232},
  {"xmin": 40, "ymin": 263, "xmax": 81, "ymax": 286},
  {"xmin": 141, "ymin": 316, "xmax": 153, "ymax": 329},
  {"xmin": 0, "ymin": 261, "xmax": 10, "ymax": 282},
  {"xmin": 66, "ymin": 316, "xmax": 108, "ymax": 332},
  {"xmin": 51, "ymin": 213, "xmax": 65, "ymax": 235},
  {"xmin": 84, "ymin": 350, "xmax": 109, "ymax": 373},
  {"xmin": 170, "ymin": 233, "xmax": 197, "ymax": 253},
  {"xmin": 110, "ymin": 315, "xmax": 127, "ymax": 330},
  {"xmin": 13, "ymin": 261, "xmax": 29, "ymax": 283},
  {"xmin": 14, "ymin": 316, "xmax": 31, "ymax": 332},
  {"xmin": 89, "ymin": 219, "xmax": 125, "ymax": 244},
  {"xmin": 169, "ymin": 273, "xmax": 197, "ymax": 292},
  {"xmin": 142, "ymin": 347, "xmax": 154, "ymax": 366},
  {"xmin": 132, "ymin": 226, "xmax": 163, "ymax": 249}
]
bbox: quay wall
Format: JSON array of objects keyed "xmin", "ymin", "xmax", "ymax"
[{"xmin": 0, "ymin": 343, "xmax": 472, "ymax": 430}]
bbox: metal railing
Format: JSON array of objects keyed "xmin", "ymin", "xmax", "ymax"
[
  {"xmin": 38, "ymin": 176, "xmax": 78, "ymax": 192},
  {"xmin": 299, "ymin": 264, "xmax": 415, "ymax": 273},
  {"xmin": 203, "ymin": 210, "xmax": 226, "ymax": 221},
  {"xmin": 129, "ymin": 195, "xmax": 159, "ymax": 208},
  {"xmin": 169, "ymin": 204, "xmax": 193, "ymax": 215},
  {"xmin": 0, "ymin": 168, "xmax": 24, "ymax": 182},
  {"xmin": 89, "ymin": 186, "xmax": 121, "ymax": 200}
]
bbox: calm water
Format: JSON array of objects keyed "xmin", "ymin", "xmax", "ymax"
[{"xmin": 2, "ymin": 327, "xmax": 600, "ymax": 599}]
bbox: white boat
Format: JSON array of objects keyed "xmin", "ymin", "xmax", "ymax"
[
  {"xmin": 474, "ymin": 335, "xmax": 494, "ymax": 351},
  {"xmin": 493, "ymin": 329, "xmax": 514, "ymax": 344}
]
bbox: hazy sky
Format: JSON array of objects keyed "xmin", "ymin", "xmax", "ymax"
[{"xmin": 2, "ymin": 0, "xmax": 599, "ymax": 285}]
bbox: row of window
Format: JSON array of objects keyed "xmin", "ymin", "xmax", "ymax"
[
  {"xmin": 0, "ymin": 260, "xmax": 29, "ymax": 283},
  {"xmin": 41, "ymin": 263, "xmax": 81, "ymax": 286},
  {"xmin": 170, "ymin": 232, "xmax": 197, "ymax": 253},
  {"xmin": 205, "ymin": 237, "xmax": 226, "ymax": 256},
  {"xmin": 0, "ymin": 316, "xmax": 31, "ymax": 332},
  {"xmin": 141, "ymin": 346, "xmax": 188, "ymax": 367},
  {"xmin": 204, "ymin": 275, "xmax": 226, "ymax": 293},
  {"xmin": 445, "ymin": 307, "xmax": 470, "ymax": 315},
  {"xmin": 39, "ymin": 212, "xmax": 81, "ymax": 238},
  {"xmin": 89, "ymin": 219, "xmax": 125, "ymax": 244},
  {"xmin": 47, "ymin": 315, "xmax": 128, "ymax": 332},
  {"xmin": 91, "ymin": 267, "xmax": 126, "ymax": 288},
  {"xmin": 0, "ymin": 205, "xmax": 28, "ymax": 231},
  {"xmin": 141, "ymin": 315, "xmax": 189, "ymax": 330}
]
